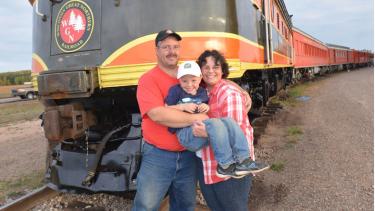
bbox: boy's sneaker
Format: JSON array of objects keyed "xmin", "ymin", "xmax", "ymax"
[
  {"xmin": 216, "ymin": 163, "xmax": 241, "ymax": 178},
  {"xmin": 235, "ymin": 158, "xmax": 270, "ymax": 175}
]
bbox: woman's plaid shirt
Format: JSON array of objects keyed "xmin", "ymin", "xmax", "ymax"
[{"xmin": 200, "ymin": 79, "xmax": 255, "ymax": 184}]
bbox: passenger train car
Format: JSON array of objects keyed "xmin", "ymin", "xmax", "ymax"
[
  {"xmin": 292, "ymin": 28, "xmax": 373, "ymax": 77},
  {"xmin": 28, "ymin": 0, "xmax": 372, "ymax": 193}
]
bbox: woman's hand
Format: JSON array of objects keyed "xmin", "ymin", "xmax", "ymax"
[
  {"xmin": 197, "ymin": 103, "xmax": 210, "ymax": 113},
  {"xmin": 192, "ymin": 121, "xmax": 208, "ymax": 138}
]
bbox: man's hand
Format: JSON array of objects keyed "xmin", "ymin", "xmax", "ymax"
[
  {"xmin": 181, "ymin": 103, "xmax": 198, "ymax": 113},
  {"xmin": 192, "ymin": 121, "xmax": 208, "ymax": 138},
  {"xmin": 148, "ymin": 107, "xmax": 208, "ymax": 128}
]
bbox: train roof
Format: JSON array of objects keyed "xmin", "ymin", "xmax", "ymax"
[
  {"xmin": 276, "ymin": 0, "xmax": 293, "ymax": 29},
  {"xmin": 326, "ymin": 43, "xmax": 351, "ymax": 50},
  {"xmin": 293, "ymin": 27, "xmax": 327, "ymax": 47}
]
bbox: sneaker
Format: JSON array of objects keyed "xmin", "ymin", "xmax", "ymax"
[
  {"xmin": 216, "ymin": 163, "xmax": 239, "ymax": 178},
  {"xmin": 235, "ymin": 158, "xmax": 270, "ymax": 175}
]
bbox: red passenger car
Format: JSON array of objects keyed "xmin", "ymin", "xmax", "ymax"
[
  {"xmin": 327, "ymin": 43, "xmax": 351, "ymax": 70},
  {"xmin": 292, "ymin": 27, "xmax": 329, "ymax": 75}
]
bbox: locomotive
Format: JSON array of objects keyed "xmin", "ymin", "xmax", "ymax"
[{"xmin": 29, "ymin": 0, "xmax": 371, "ymax": 193}]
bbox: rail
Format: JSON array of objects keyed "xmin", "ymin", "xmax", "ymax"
[
  {"xmin": 0, "ymin": 186, "xmax": 58, "ymax": 211},
  {"xmin": 0, "ymin": 186, "xmax": 209, "ymax": 211}
]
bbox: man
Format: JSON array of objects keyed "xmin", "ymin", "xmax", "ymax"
[{"xmin": 132, "ymin": 29, "xmax": 208, "ymax": 211}]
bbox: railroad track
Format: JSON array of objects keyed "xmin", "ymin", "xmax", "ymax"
[
  {"xmin": 0, "ymin": 97, "xmax": 34, "ymax": 105},
  {"xmin": 0, "ymin": 186, "xmax": 209, "ymax": 211},
  {"xmin": 0, "ymin": 186, "xmax": 58, "ymax": 211},
  {"xmin": 251, "ymin": 102, "xmax": 283, "ymax": 144}
]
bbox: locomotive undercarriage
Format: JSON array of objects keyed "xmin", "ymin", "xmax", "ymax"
[
  {"xmin": 240, "ymin": 68, "xmax": 292, "ymax": 116},
  {"xmin": 42, "ymin": 88, "xmax": 143, "ymax": 193}
]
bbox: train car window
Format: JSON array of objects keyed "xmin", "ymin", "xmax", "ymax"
[
  {"xmin": 277, "ymin": 13, "xmax": 280, "ymax": 29},
  {"xmin": 295, "ymin": 41, "xmax": 299, "ymax": 56},
  {"xmin": 271, "ymin": 1, "xmax": 274, "ymax": 21},
  {"xmin": 236, "ymin": 0, "xmax": 265, "ymax": 46}
]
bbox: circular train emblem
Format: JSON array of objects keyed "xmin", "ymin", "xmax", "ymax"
[{"xmin": 55, "ymin": 0, "xmax": 94, "ymax": 52}]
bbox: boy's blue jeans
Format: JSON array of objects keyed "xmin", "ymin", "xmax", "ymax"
[
  {"xmin": 177, "ymin": 117, "xmax": 250, "ymax": 167},
  {"xmin": 132, "ymin": 142, "xmax": 197, "ymax": 211}
]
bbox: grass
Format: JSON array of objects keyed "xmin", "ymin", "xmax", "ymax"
[
  {"xmin": 271, "ymin": 83, "xmax": 310, "ymax": 107},
  {"xmin": 287, "ymin": 126, "xmax": 303, "ymax": 136},
  {"xmin": 0, "ymin": 170, "xmax": 45, "ymax": 202},
  {"xmin": 284, "ymin": 126, "xmax": 304, "ymax": 149},
  {"xmin": 270, "ymin": 162, "xmax": 285, "ymax": 172},
  {"xmin": 0, "ymin": 100, "xmax": 44, "ymax": 126},
  {"xmin": 288, "ymin": 83, "xmax": 309, "ymax": 98}
]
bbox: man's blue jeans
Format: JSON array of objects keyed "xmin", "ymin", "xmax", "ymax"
[
  {"xmin": 132, "ymin": 142, "xmax": 197, "ymax": 211},
  {"xmin": 177, "ymin": 117, "xmax": 250, "ymax": 167}
]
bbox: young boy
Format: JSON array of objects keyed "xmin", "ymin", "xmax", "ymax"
[{"xmin": 165, "ymin": 61, "xmax": 269, "ymax": 178}]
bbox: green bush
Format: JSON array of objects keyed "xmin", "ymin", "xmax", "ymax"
[{"xmin": 0, "ymin": 70, "xmax": 31, "ymax": 86}]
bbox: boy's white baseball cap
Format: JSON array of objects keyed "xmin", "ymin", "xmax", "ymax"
[{"xmin": 177, "ymin": 61, "xmax": 202, "ymax": 79}]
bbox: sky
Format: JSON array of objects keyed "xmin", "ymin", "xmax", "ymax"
[
  {"xmin": 0, "ymin": 0, "xmax": 373, "ymax": 73},
  {"xmin": 284, "ymin": 0, "xmax": 374, "ymax": 51},
  {"xmin": 0, "ymin": 1, "xmax": 32, "ymax": 73}
]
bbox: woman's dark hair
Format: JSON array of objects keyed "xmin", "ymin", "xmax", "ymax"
[{"xmin": 196, "ymin": 50, "xmax": 229, "ymax": 79}]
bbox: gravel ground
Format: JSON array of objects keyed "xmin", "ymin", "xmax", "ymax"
[
  {"xmin": 250, "ymin": 67, "xmax": 373, "ymax": 210},
  {"xmin": 0, "ymin": 67, "xmax": 373, "ymax": 210}
]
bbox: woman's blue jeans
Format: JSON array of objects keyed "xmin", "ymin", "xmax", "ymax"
[
  {"xmin": 177, "ymin": 117, "xmax": 250, "ymax": 167},
  {"xmin": 196, "ymin": 156, "xmax": 252, "ymax": 211},
  {"xmin": 132, "ymin": 142, "xmax": 197, "ymax": 211}
]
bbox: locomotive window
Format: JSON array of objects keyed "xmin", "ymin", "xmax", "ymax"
[{"xmin": 119, "ymin": 0, "xmax": 237, "ymax": 40}]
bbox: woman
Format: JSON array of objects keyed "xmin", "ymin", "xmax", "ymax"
[{"xmin": 192, "ymin": 50, "xmax": 255, "ymax": 211}]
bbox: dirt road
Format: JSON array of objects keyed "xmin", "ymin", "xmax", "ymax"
[
  {"xmin": 0, "ymin": 120, "xmax": 45, "ymax": 181},
  {"xmin": 250, "ymin": 67, "xmax": 373, "ymax": 210}
]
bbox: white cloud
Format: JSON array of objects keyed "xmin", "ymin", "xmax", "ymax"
[
  {"xmin": 285, "ymin": 0, "xmax": 374, "ymax": 51},
  {"xmin": 0, "ymin": 1, "xmax": 32, "ymax": 72}
]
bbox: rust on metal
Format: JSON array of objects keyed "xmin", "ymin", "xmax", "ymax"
[
  {"xmin": 44, "ymin": 103, "xmax": 96, "ymax": 142},
  {"xmin": 0, "ymin": 186, "xmax": 58, "ymax": 211}
]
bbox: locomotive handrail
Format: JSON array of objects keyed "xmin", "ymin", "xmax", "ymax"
[{"xmin": 34, "ymin": 0, "xmax": 47, "ymax": 21}]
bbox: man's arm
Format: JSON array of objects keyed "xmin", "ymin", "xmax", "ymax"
[
  {"xmin": 165, "ymin": 103, "xmax": 198, "ymax": 114},
  {"xmin": 148, "ymin": 106, "xmax": 208, "ymax": 128}
]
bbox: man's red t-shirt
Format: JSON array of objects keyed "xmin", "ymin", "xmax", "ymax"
[{"xmin": 136, "ymin": 65, "xmax": 185, "ymax": 151}]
